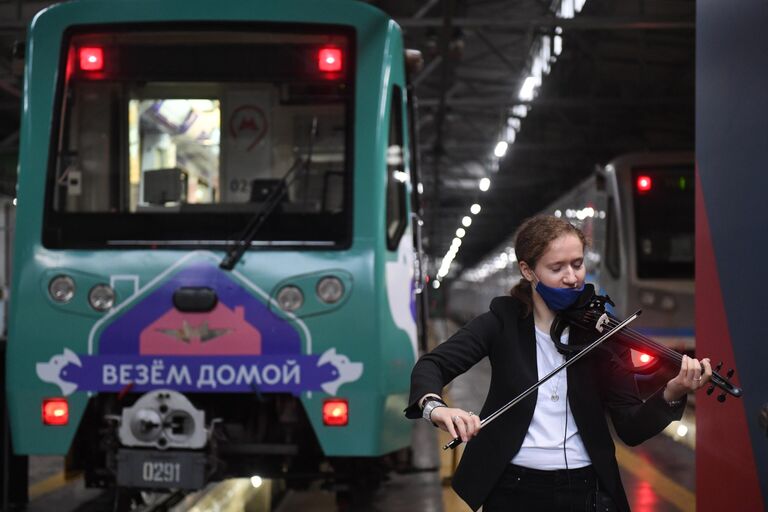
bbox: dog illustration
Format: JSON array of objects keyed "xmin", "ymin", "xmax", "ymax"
[
  {"xmin": 36, "ymin": 348, "xmax": 82, "ymax": 396},
  {"xmin": 317, "ymin": 348, "xmax": 363, "ymax": 395},
  {"xmin": 385, "ymin": 229, "xmax": 418, "ymax": 362}
]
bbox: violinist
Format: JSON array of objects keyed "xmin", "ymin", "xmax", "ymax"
[{"xmin": 404, "ymin": 215, "xmax": 712, "ymax": 512}]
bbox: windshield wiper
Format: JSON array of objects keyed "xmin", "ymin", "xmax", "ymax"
[{"xmin": 219, "ymin": 117, "xmax": 318, "ymax": 271}]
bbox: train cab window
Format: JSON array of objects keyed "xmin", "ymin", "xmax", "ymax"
[
  {"xmin": 386, "ymin": 86, "xmax": 407, "ymax": 250},
  {"xmin": 631, "ymin": 166, "xmax": 694, "ymax": 279},
  {"xmin": 44, "ymin": 27, "xmax": 354, "ymax": 248}
]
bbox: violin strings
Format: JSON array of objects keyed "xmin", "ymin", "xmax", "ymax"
[
  {"xmin": 579, "ymin": 313, "xmax": 683, "ymax": 365},
  {"xmin": 596, "ymin": 316, "xmax": 734, "ymax": 390},
  {"xmin": 602, "ymin": 318, "xmax": 683, "ymax": 364},
  {"xmin": 583, "ymin": 313, "xmax": 682, "ymax": 362},
  {"xmin": 571, "ymin": 311, "xmax": 734, "ymax": 393}
]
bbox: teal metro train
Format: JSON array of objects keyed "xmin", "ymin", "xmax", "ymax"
[{"xmin": 7, "ymin": 0, "xmax": 426, "ymax": 503}]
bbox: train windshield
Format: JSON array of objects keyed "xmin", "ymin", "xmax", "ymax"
[
  {"xmin": 45, "ymin": 27, "xmax": 353, "ymax": 248},
  {"xmin": 632, "ymin": 166, "xmax": 694, "ymax": 279}
]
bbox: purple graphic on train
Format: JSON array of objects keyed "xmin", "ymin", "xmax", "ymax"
[
  {"xmin": 99, "ymin": 260, "xmax": 301, "ymax": 356},
  {"xmin": 36, "ymin": 348, "xmax": 362, "ymax": 396},
  {"xmin": 34, "ymin": 257, "xmax": 363, "ymax": 395}
]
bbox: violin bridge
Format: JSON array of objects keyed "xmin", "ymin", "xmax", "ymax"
[{"xmin": 595, "ymin": 313, "xmax": 609, "ymax": 333}]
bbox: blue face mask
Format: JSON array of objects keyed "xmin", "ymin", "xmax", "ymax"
[{"xmin": 532, "ymin": 272, "xmax": 585, "ymax": 312}]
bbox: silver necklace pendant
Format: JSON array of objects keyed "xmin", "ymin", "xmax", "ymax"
[{"xmin": 550, "ymin": 393, "xmax": 560, "ymax": 402}]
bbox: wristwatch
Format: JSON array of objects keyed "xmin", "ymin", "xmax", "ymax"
[
  {"xmin": 665, "ymin": 397, "xmax": 684, "ymax": 408},
  {"xmin": 422, "ymin": 399, "xmax": 446, "ymax": 423},
  {"xmin": 663, "ymin": 386, "xmax": 684, "ymax": 408},
  {"xmin": 420, "ymin": 394, "xmax": 443, "ymax": 409}
]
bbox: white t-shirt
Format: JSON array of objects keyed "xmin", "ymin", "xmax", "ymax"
[{"xmin": 510, "ymin": 325, "xmax": 592, "ymax": 469}]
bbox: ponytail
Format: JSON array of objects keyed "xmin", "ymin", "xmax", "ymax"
[{"xmin": 510, "ymin": 279, "xmax": 533, "ymax": 317}]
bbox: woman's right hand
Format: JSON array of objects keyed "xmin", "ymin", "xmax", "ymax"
[{"xmin": 430, "ymin": 406, "xmax": 482, "ymax": 442}]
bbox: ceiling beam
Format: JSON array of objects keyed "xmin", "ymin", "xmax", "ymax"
[
  {"xmin": 0, "ymin": 130, "xmax": 18, "ymax": 150},
  {"xmin": 417, "ymin": 96, "xmax": 692, "ymax": 108},
  {"xmin": 418, "ymin": 141, "xmax": 676, "ymax": 154},
  {"xmin": 0, "ymin": 79, "xmax": 20, "ymax": 98},
  {"xmin": 468, "ymin": 29, "xmax": 521, "ymax": 73},
  {"xmin": 412, "ymin": 0, "xmax": 440, "ymax": 19},
  {"xmin": 410, "ymin": 55, "xmax": 442, "ymax": 88},
  {"xmin": 398, "ymin": 16, "xmax": 693, "ymax": 30}
]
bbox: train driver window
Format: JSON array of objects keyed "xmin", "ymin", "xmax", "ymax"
[
  {"xmin": 44, "ymin": 28, "xmax": 353, "ymax": 248},
  {"xmin": 130, "ymin": 99, "xmax": 220, "ymax": 209},
  {"xmin": 631, "ymin": 166, "xmax": 694, "ymax": 279},
  {"xmin": 386, "ymin": 86, "xmax": 407, "ymax": 250}
]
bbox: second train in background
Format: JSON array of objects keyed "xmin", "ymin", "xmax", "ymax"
[{"xmin": 450, "ymin": 152, "xmax": 695, "ymax": 358}]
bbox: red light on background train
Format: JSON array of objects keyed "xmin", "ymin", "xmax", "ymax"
[
  {"xmin": 318, "ymin": 48, "xmax": 342, "ymax": 72},
  {"xmin": 322, "ymin": 398, "xmax": 349, "ymax": 426},
  {"xmin": 636, "ymin": 175, "xmax": 652, "ymax": 193},
  {"xmin": 42, "ymin": 398, "xmax": 69, "ymax": 426},
  {"xmin": 79, "ymin": 47, "xmax": 104, "ymax": 71}
]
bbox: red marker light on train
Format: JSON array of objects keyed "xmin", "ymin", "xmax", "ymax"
[
  {"xmin": 42, "ymin": 398, "xmax": 69, "ymax": 426},
  {"xmin": 322, "ymin": 398, "xmax": 349, "ymax": 426},
  {"xmin": 79, "ymin": 47, "xmax": 104, "ymax": 71},
  {"xmin": 318, "ymin": 48, "xmax": 343, "ymax": 72},
  {"xmin": 639, "ymin": 353, "xmax": 653, "ymax": 364},
  {"xmin": 636, "ymin": 175, "xmax": 652, "ymax": 193}
]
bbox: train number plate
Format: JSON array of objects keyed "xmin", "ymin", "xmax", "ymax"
[{"xmin": 116, "ymin": 449, "xmax": 206, "ymax": 490}]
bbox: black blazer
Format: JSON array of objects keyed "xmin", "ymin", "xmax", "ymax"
[{"xmin": 404, "ymin": 296, "xmax": 685, "ymax": 512}]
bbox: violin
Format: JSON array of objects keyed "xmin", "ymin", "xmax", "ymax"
[
  {"xmin": 444, "ymin": 310, "xmax": 642, "ymax": 450},
  {"xmin": 551, "ymin": 284, "xmax": 743, "ymax": 402},
  {"xmin": 443, "ymin": 284, "xmax": 743, "ymax": 451}
]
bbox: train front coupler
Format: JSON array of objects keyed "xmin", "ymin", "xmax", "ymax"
[{"xmin": 107, "ymin": 389, "xmax": 218, "ymax": 490}]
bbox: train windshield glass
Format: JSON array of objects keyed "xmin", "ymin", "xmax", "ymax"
[
  {"xmin": 45, "ymin": 28, "xmax": 352, "ymax": 248},
  {"xmin": 632, "ymin": 166, "xmax": 694, "ymax": 279}
]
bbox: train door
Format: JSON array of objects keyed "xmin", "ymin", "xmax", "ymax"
[{"xmin": 406, "ymin": 81, "xmax": 428, "ymax": 354}]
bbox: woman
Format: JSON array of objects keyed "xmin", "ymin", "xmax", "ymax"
[{"xmin": 404, "ymin": 216, "xmax": 711, "ymax": 512}]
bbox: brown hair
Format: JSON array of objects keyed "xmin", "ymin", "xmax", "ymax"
[{"xmin": 510, "ymin": 215, "xmax": 588, "ymax": 316}]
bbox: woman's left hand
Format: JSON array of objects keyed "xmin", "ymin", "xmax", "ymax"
[{"xmin": 663, "ymin": 355, "xmax": 713, "ymax": 402}]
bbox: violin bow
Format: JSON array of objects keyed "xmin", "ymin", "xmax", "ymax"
[{"xmin": 443, "ymin": 310, "xmax": 642, "ymax": 450}]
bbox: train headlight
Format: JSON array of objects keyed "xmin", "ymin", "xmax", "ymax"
[
  {"xmin": 639, "ymin": 290, "xmax": 656, "ymax": 307},
  {"xmin": 276, "ymin": 286, "xmax": 303, "ymax": 312},
  {"xmin": 88, "ymin": 284, "xmax": 115, "ymax": 311},
  {"xmin": 316, "ymin": 276, "xmax": 344, "ymax": 304},
  {"xmin": 659, "ymin": 295, "xmax": 676, "ymax": 311},
  {"xmin": 639, "ymin": 290, "xmax": 676, "ymax": 311},
  {"xmin": 49, "ymin": 276, "xmax": 75, "ymax": 303}
]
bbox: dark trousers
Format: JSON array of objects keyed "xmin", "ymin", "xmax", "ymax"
[{"xmin": 483, "ymin": 464, "xmax": 602, "ymax": 512}]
